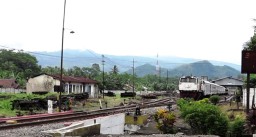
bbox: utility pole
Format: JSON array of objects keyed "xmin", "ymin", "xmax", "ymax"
[
  {"xmin": 246, "ymin": 73, "xmax": 250, "ymax": 113},
  {"xmin": 102, "ymin": 55, "xmax": 105, "ymax": 99},
  {"xmin": 59, "ymin": 0, "xmax": 67, "ymax": 112},
  {"xmin": 132, "ymin": 58, "xmax": 135, "ymax": 93},
  {"xmin": 166, "ymin": 70, "xmax": 169, "ymax": 91},
  {"xmin": 159, "ymin": 67, "xmax": 161, "ymax": 83}
]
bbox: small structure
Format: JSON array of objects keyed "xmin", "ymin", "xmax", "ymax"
[
  {"xmin": 0, "ymin": 79, "xmax": 24, "ymax": 93},
  {"xmin": 42, "ymin": 113, "xmax": 125, "ymax": 136},
  {"xmin": 212, "ymin": 76, "xmax": 243, "ymax": 94},
  {"xmin": 0, "ymin": 79, "xmax": 19, "ymax": 88},
  {"xmin": 26, "ymin": 73, "xmax": 99, "ymax": 98}
]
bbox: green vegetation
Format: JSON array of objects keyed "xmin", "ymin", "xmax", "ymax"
[
  {"xmin": 209, "ymin": 95, "xmax": 220, "ymax": 105},
  {"xmin": 168, "ymin": 60, "xmax": 240, "ymax": 79},
  {"xmin": 177, "ymin": 98, "xmax": 247, "ymax": 136},
  {"xmin": 0, "ymin": 49, "xmax": 41, "ymax": 88},
  {"xmin": 0, "ymin": 49, "xmax": 179, "ymax": 92},
  {"xmin": 229, "ymin": 116, "xmax": 246, "ymax": 137},
  {"xmin": 243, "ymin": 30, "xmax": 256, "ymax": 51},
  {"xmin": 154, "ymin": 108, "xmax": 176, "ymax": 134},
  {"xmin": 0, "ymin": 92, "xmax": 58, "ymax": 116}
]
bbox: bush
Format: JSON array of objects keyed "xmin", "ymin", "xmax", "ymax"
[
  {"xmin": 154, "ymin": 108, "xmax": 176, "ymax": 134},
  {"xmin": 209, "ymin": 95, "xmax": 220, "ymax": 105},
  {"xmin": 177, "ymin": 98, "xmax": 229, "ymax": 136},
  {"xmin": 229, "ymin": 116, "xmax": 246, "ymax": 137}
]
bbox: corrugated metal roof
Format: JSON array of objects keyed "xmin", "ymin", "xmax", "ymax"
[{"xmin": 212, "ymin": 76, "xmax": 243, "ymax": 82}]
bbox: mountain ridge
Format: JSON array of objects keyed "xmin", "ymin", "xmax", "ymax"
[
  {"xmin": 126, "ymin": 60, "xmax": 241, "ymax": 79},
  {"xmin": 31, "ymin": 49, "xmax": 241, "ymax": 78}
]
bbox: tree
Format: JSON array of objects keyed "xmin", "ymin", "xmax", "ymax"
[
  {"xmin": 243, "ymin": 35, "xmax": 256, "ymax": 51},
  {"xmin": 111, "ymin": 65, "xmax": 119, "ymax": 74},
  {"xmin": 243, "ymin": 19, "xmax": 256, "ymax": 51},
  {"xmin": 92, "ymin": 63, "xmax": 100, "ymax": 72},
  {"xmin": 0, "ymin": 49, "xmax": 41, "ymax": 88}
]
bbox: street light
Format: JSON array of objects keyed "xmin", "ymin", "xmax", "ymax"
[
  {"xmin": 59, "ymin": 0, "xmax": 74, "ymax": 112},
  {"xmin": 102, "ymin": 55, "xmax": 105, "ymax": 99}
]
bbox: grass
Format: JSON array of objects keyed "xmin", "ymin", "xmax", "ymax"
[
  {"xmin": 67, "ymin": 93, "xmax": 142, "ymax": 112},
  {"xmin": 218, "ymin": 101, "xmax": 246, "ymax": 120},
  {"xmin": 0, "ymin": 92, "xmax": 144, "ymax": 116},
  {"xmin": 0, "ymin": 92, "xmax": 59, "ymax": 116},
  {"xmin": 0, "ymin": 109, "xmax": 16, "ymax": 117}
]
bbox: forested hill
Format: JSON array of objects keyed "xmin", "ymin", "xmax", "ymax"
[
  {"xmin": 31, "ymin": 49, "xmax": 241, "ymax": 72},
  {"xmin": 127, "ymin": 60, "xmax": 241, "ymax": 78}
]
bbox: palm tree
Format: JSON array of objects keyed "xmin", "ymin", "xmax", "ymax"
[{"xmin": 112, "ymin": 65, "xmax": 119, "ymax": 74}]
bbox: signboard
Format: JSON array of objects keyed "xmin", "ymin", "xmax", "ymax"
[
  {"xmin": 241, "ymin": 50, "xmax": 256, "ymax": 73},
  {"xmin": 54, "ymin": 85, "xmax": 64, "ymax": 92}
]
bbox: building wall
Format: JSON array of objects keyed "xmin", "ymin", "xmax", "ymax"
[
  {"xmin": 63, "ymin": 82, "xmax": 98, "ymax": 98},
  {"xmin": 243, "ymin": 88, "xmax": 256, "ymax": 108},
  {"xmin": 26, "ymin": 74, "xmax": 54, "ymax": 93},
  {"xmin": 43, "ymin": 113, "xmax": 125, "ymax": 135},
  {"xmin": 26, "ymin": 74, "xmax": 98, "ymax": 97}
]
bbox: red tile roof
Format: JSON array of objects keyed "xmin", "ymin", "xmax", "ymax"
[
  {"xmin": 49, "ymin": 74, "xmax": 98, "ymax": 84},
  {"xmin": 0, "ymin": 79, "xmax": 19, "ymax": 88}
]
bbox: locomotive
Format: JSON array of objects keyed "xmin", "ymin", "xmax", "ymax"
[{"xmin": 178, "ymin": 76, "xmax": 227, "ymax": 100}]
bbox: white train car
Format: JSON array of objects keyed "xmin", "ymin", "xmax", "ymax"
[
  {"xmin": 201, "ymin": 80, "xmax": 226, "ymax": 96},
  {"xmin": 179, "ymin": 76, "xmax": 226, "ymax": 99}
]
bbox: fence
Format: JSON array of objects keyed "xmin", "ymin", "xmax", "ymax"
[{"xmin": 0, "ymin": 88, "xmax": 26, "ymax": 93}]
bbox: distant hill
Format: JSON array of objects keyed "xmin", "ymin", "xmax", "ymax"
[
  {"xmin": 129, "ymin": 63, "xmax": 158, "ymax": 77},
  {"xmin": 31, "ymin": 49, "xmax": 241, "ymax": 77},
  {"xmin": 127, "ymin": 60, "xmax": 241, "ymax": 79},
  {"xmin": 167, "ymin": 60, "xmax": 240, "ymax": 79}
]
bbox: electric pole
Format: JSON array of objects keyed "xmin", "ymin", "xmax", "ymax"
[
  {"xmin": 102, "ymin": 55, "xmax": 105, "ymax": 99},
  {"xmin": 159, "ymin": 67, "xmax": 161, "ymax": 83},
  {"xmin": 132, "ymin": 58, "xmax": 135, "ymax": 93},
  {"xmin": 166, "ymin": 70, "xmax": 169, "ymax": 91}
]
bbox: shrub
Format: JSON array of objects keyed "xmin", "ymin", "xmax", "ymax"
[
  {"xmin": 209, "ymin": 95, "xmax": 220, "ymax": 105},
  {"xmin": 177, "ymin": 98, "xmax": 229, "ymax": 136},
  {"xmin": 154, "ymin": 108, "xmax": 176, "ymax": 134},
  {"xmin": 229, "ymin": 116, "xmax": 246, "ymax": 137}
]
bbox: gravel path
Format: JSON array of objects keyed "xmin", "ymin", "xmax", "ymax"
[{"xmin": 0, "ymin": 122, "xmax": 64, "ymax": 137}]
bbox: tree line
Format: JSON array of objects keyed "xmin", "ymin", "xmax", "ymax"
[{"xmin": 0, "ymin": 49, "xmax": 178, "ymax": 91}]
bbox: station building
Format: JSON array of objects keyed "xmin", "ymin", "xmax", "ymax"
[{"xmin": 26, "ymin": 73, "xmax": 99, "ymax": 98}]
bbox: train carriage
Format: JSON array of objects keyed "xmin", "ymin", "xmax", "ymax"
[{"xmin": 179, "ymin": 76, "xmax": 226, "ymax": 99}]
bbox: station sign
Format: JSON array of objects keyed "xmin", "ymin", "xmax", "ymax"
[{"xmin": 241, "ymin": 50, "xmax": 256, "ymax": 73}]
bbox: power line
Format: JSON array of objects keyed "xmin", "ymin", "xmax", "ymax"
[{"xmin": 0, "ymin": 45, "xmax": 224, "ymax": 68}]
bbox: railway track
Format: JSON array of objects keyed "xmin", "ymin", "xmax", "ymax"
[{"xmin": 0, "ymin": 97, "xmax": 172, "ymax": 130}]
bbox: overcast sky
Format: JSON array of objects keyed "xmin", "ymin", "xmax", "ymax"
[{"xmin": 0, "ymin": 0, "xmax": 256, "ymax": 65}]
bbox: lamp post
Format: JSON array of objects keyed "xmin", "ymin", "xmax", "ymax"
[
  {"xmin": 59, "ymin": 0, "xmax": 74, "ymax": 112},
  {"xmin": 102, "ymin": 55, "xmax": 105, "ymax": 99}
]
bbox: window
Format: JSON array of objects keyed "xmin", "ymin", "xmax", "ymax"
[{"xmin": 180, "ymin": 78, "xmax": 197, "ymax": 83}]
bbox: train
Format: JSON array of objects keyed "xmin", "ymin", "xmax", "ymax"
[{"xmin": 178, "ymin": 76, "xmax": 227, "ymax": 99}]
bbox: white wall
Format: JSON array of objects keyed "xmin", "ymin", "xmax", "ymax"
[
  {"xmin": 82, "ymin": 113, "xmax": 125, "ymax": 134},
  {"xmin": 44, "ymin": 113, "xmax": 125, "ymax": 135},
  {"xmin": 26, "ymin": 74, "xmax": 54, "ymax": 93},
  {"xmin": 243, "ymin": 88, "xmax": 256, "ymax": 108}
]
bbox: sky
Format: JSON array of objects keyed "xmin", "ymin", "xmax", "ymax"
[{"xmin": 0, "ymin": 0, "xmax": 256, "ymax": 65}]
